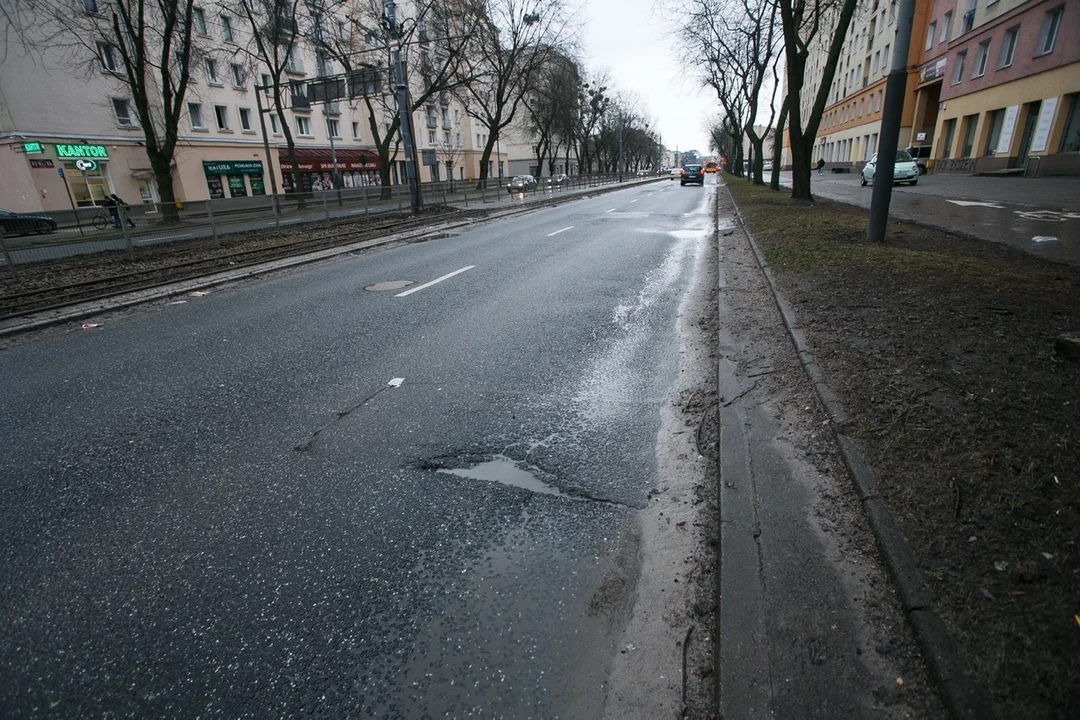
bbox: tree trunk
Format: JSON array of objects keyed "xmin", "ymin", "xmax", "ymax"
[
  {"xmin": 149, "ymin": 153, "xmax": 179, "ymax": 224},
  {"xmin": 771, "ymin": 99, "xmax": 789, "ymax": 191},
  {"xmin": 789, "ymin": 136, "xmax": 813, "ymax": 200},
  {"xmin": 749, "ymin": 135, "xmax": 765, "ymax": 185}
]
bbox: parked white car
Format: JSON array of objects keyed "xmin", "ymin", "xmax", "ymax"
[{"xmin": 861, "ymin": 151, "xmax": 919, "ymax": 186}]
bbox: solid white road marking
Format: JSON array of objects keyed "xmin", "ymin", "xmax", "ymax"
[
  {"xmin": 946, "ymin": 200, "xmax": 1004, "ymax": 208},
  {"xmin": 395, "ymin": 265, "xmax": 475, "ymax": 297},
  {"xmin": 605, "ymin": 208, "xmax": 615, "ymax": 213},
  {"xmin": 547, "ymin": 226, "xmax": 574, "ymax": 236},
  {"xmin": 630, "ymin": 199, "xmax": 638, "ymax": 204}
]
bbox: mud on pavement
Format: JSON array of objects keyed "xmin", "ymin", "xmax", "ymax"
[{"xmin": 714, "ymin": 183, "xmax": 944, "ymax": 719}]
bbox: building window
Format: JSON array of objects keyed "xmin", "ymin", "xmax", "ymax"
[
  {"xmin": 316, "ymin": 51, "xmax": 331, "ymax": 77},
  {"xmin": 261, "ymin": 73, "xmax": 272, "ymax": 89},
  {"xmin": 960, "ymin": 114, "xmax": 978, "ymax": 157},
  {"xmin": 428, "ymin": 130, "xmax": 436, "ymax": 144},
  {"xmin": 998, "ymin": 25, "xmax": 1019, "ymax": 68},
  {"xmin": 221, "ymin": 14, "xmax": 234, "ymax": 42},
  {"xmin": 193, "ymin": 7, "xmax": 207, "ymax": 35},
  {"xmin": 189, "ymin": 103, "xmax": 204, "ymax": 128},
  {"xmin": 882, "ymin": 44, "xmax": 890, "ymax": 69},
  {"xmin": 962, "ymin": 0, "xmax": 976, "ymax": 34},
  {"xmin": 214, "ymin": 105, "xmax": 230, "ymax": 130},
  {"xmin": 1036, "ymin": 6, "xmax": 1063, "ymax": 56},
  {"xmin": 112, "ymin": 98, "xmax": 135, "ymax": 126},
  {"xmin": 98, "ymin": 42, "xmax": 118, "ymax": 72},
  {"xmin": 984, "ymin": 108, "xmax": 1005, "ymax": 155},
  {"xmin": 940, "ymin": 11, "xmax": 952, "ymax": 42},
  {"xmin": 270, "ymin": 113, "xmax": 281, "ymax": 134},
  {"xmin": 875, "ymin": 90, "xmax": 882, "ymax": 112},
  {"xmin": 941, "ymin": 118, "xmax": 957, "ymax": 158},
  {"xmin": 859, "ymin": 98, "xmax": 864, "ymax": 117},
  {"xmin": 286, "ymin": 46, "xmax": 304, "ymax": 74},
  {"xmin": 231, "ymin": 63, "xmax": 245, "ymax": 87},
  {"xmin": 296, "ymin": 115, "xmax": 311, "ymax": 136},
  {"xmin": 337, "ymin": 20, "xmax": 348, "ymax": 40},
  {"xmin": 205, "ymin": 57, "xmax": 220, "ymax": 84},
  {"xmin": 972, "ymin": 40, "xmax": 990, "ymax": 78},
  {"xmin": 1059, "ymin": 94, "xmax": 1080, "ymax": 152},
  {"xmin": 239, "ymin": 107, "xmax": 252, "ymax": 131},
  {"xmin": 926, "ymin": 21, "xmax": 936, "ymax": 50},
  {"xmin": 83, "ymin": 0, "xmax": 99, "ymax": 13},
  {"xmin": 952, "ymin": 50, "xmax": 967, "ymax": 84},
  {"xmin": 352, "ymin": 121, "xmax": 360, "ymax": 138},
  {"xmin": 327, "ymin": 118, "xmax": 340, "ymax": 137}
]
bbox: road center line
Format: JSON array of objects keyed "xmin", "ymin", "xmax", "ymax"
[
  {"xmin": 605, "ymin": 208, "xmax": 615, "ymax": 213},
  {"xmin": 547, "ymin": 226, "xmax": 574, "ymax": 236},
  {"xmin": 630, "ymin": 199, "xmax": 638, "ymax": 204},
  {"xmin": 395, "ymin": 265, "xmax": 475, "ymax": 297}
]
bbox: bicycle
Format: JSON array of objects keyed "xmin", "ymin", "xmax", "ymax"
[{"xmin": 90, "ymin": 209, "xmax": 135, "ymax": 231}]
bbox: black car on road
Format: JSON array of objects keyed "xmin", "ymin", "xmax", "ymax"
[
  {"xmin": 680, "ymin": 164, "xmax": 705, "ymax": 186},
  {"xmin": 0, "ymin": 208, "xmax": 58, "ymax": 236},
  {"xmin": 507, "ymin": 175, "xmax": 538, "ymax": 193}
]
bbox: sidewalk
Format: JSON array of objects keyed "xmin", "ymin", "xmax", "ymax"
[
  {"xmin": 722, "ymin": 176, "xmax": 1079, "ymax": 718},
  {"xmin": 776, "ymin": 171, "xmax": 1080, "ymax": 266},
  {"xmin": 715, "ymin": 188, "xmax": 944, "ymax": 719}
]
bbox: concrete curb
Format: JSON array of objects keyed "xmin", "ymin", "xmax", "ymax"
[
  {"xmin": 1, "ymin": 178, "xmax": 665, "ymax": 339},
  {"xmin": 723, "ymin": 182, "xmax": 995, "ymax": 720}
]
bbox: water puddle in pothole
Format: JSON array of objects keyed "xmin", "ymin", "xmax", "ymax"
[
  {"xmin": 437, "ymin": 455, "xmax": 568, "ymax": 498},
  {"xmin": 365, "ymin": 280, "xmax": 414, "ymax": 292}
]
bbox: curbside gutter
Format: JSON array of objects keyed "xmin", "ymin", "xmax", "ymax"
[
  {"xmin": 723, "ymin": 182, "xmax": 995, "ymax": 720},
  {"xmin": 1, "ymin": 178, "xmax": 666, "ymax": 339}
]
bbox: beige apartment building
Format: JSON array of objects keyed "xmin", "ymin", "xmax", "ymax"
[
  {"xmin": 0, "ymin": 0, "xmax": 503, "ymax": 214},
  {"xmin": 784, "ymin": 0, "xmax": 1078, "ymax": 176}
]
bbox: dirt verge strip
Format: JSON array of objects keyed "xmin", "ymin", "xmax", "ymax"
[{"xmin": 724, "ymin": 181, "xmax": 995, "ymax": 720}]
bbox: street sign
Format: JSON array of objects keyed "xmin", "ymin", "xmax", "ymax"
[
  {"xmin": 74, "ymin": 158, "xmax": 99, "ymax": 172},
  {"xmin": 57, "ymin": 167, "xmax": 65, "ymax": 178},
  {"xmin": 388, "ymin": 39, "xmax": 399, "ymax": 51},
  {"xmin": 22, "ymin": 141, "xmax": 44, "ymax": 154}
]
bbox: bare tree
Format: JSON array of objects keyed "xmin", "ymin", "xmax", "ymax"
[
  {"xmin": 9, "ymin": 0, "xmax": 203, "ymax": 218},
  {"xmin": 521, "ymin": 50, "xmax": 580, "ymax": 178},
  {"xmin": 454, "ymin": 0, "xmax": 573, "ymax": 184},
  {"xmin": 438, "ymin": 133, "xmax": 465, "ymax": 192},
  {"xmin": 572, "ymin": 72, "xmax": 610, "ymax": 174},
  {"xmin": 227, "ymin": 0, "xmax": 310, "ymax": 202},
  {"xmin": 321, "ymin": 0, "xmax": 476, "ymax": 196},
  {"xmin": 779, "ymin": 0, "xmax": 859, "ymax": 199}
]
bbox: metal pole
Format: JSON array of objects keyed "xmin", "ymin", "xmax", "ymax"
[
  {"xmin": 255, "ymin": 83, "xmax": 281, "ymax": 227},
  {"xmin": 322, "ymin": 190, "xmax": 330, "ymax": 224},
  {"xmin": 326, "ymin": 109, "xmax": 343, "ymax": 205},
  {"xmin": 0, "ymin": 225, "xmax": 16, "ymax": 279},
  {"xmin": 205, "ymin": 199, "xmax": 219, "ymax": 246},
  {"xmin": 869, "ymin": 0, "xmax": 916, "ymax": 242},
  {"xmin": 57, "ymin": 167, "xmax": 84, "ymax": 237},
  {"xmin": 617, "ymin": 112, "xmax": 624, "ymax": 183},
  {"xmin": 386, "ymin": 0, "xmax": 421, "ymax": 214}
]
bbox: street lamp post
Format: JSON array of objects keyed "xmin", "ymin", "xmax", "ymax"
[{"xmin": 385, "ymin": 0, "xmax": 421, "ymax": 213}]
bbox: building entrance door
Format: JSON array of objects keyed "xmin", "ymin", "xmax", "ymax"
[{"xmin": 1018, "ymin": 100, "xmax": 1041, "ymax": 166}]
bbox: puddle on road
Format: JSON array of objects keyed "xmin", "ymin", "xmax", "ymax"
[
  {"xmin": 365, "ymin": 280, "xmax": 414, "ymax": 292},
  {"xmin": 438, "ymin": 455, "xmax": 568, "ymax": 498}
]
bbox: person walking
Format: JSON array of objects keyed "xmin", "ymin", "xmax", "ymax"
[{"xmin": 816, "ymin": 158, "xmax": 826, "ymax": 176}]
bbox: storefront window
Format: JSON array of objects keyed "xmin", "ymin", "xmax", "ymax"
[
  {"xmin": 227, "ymin": 174, "xmax": 248, "ymax": 197},
  {"xmin": 65, "ymin": 162, "xmax": 111, "ymax": 206},
  {"xmin": 250, "ymin": 176, "xmax": 266, "ymax": 195},
  {"xmin": 206, "ymin": 176, "xmax": 226, "ymax": 199},
  {"xmin": 1060, "ymin": 94, "xmax": 1080, "ymax": 153}
]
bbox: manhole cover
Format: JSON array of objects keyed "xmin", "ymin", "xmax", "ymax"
[{"xmin": 365, "ymin": 280, "xmax": 414, "ymax": 292}]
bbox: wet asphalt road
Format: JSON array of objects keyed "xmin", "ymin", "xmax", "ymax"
[{"xmin": 0, "ymin": 179, "xmax": 711, "ymax": 717}]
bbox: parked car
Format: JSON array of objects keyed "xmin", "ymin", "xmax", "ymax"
[
  {"xmin": 547, "ymin": 173, "xmax": 570, "ymax": 187},
  {"xmin": 904, "ymin": 145, "xmax": 933, "ymax": 174},
  {"xmin": 860, "ymin": 151, "xmax": 919, "ymax": 186},
  {"xmin": 680, "ymin": 164, "xmax": 705, "ymax": 186},
  {"xmin": 669, "ymin": 167, "xmax": 683, "ymax": 179},
  {"xmin": 507, "ymin": 175, "xmax": 538, "ymax": 193},
  {"xmin": 0, "ymin": 208, "xmax": 58, "ymax": 236},
  {"xmin": 762, "ymin": 160, "xmax": 773, "ymax": 172}
]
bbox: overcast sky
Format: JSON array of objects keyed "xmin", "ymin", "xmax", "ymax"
[{"xmin": 579, "ymin": 0, "xmax": 717, "ymax": 156}]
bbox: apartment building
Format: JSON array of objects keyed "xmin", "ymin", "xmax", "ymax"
[
  {"xmin": 0, "ymin": 0, "xmax": 502, "ymax": 214},
  {"xmin": 784, "ymin": 0, "xmax": 1078, "ymax": 176},
  {"xmin": 810, "ymin": 0, "xmax": 930, "ymax": 170},
  {"xmin": 917, "ymin": 0, "xmax": 1079, "ymax": 175}
]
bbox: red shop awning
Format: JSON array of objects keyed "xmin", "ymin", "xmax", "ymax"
[{"xmin": 278, "ymin": 147, "xmax": 381, "ymax": 173}]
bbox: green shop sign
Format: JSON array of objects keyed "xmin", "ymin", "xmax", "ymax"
[
  {"xmin": 203, "ymin": 160, "xmax": 264, "ymax": 176},
  {"xmin": 22, "ymin": 141, "xmax": 44, "ymax": 154},
  {"xmin": 55, "ymin": 143, "xmax": 109, "ymax": 159}
]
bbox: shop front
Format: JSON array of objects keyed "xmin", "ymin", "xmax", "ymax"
[
  {"xmin": 53, "ymin": 143, "xmax": 113, "ymax": 207},
  {"xmin": 202, "ymin": 160, "xmax": 267, "ymax": 199},
  {"xmin": 278, "ymin": 148, "xmax": 380, "ymax": 193}
]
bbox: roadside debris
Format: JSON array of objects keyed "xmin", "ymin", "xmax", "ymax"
[{"xmin": 80, "ymin": 323, "xmax": 100, "ymax": 329}]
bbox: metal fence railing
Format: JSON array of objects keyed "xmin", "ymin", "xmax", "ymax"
[{"xmin": 0, "ymin": 172, "xmax": 660, "ymax": 274}]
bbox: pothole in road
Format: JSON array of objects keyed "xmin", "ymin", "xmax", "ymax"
[
  {"xmin": 365, "ymin": 280, "xmax": 414, "ymax": 292},
  {"xmin": 437, "ymin": 455, "xmax": 568, "ymax": 498}
]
